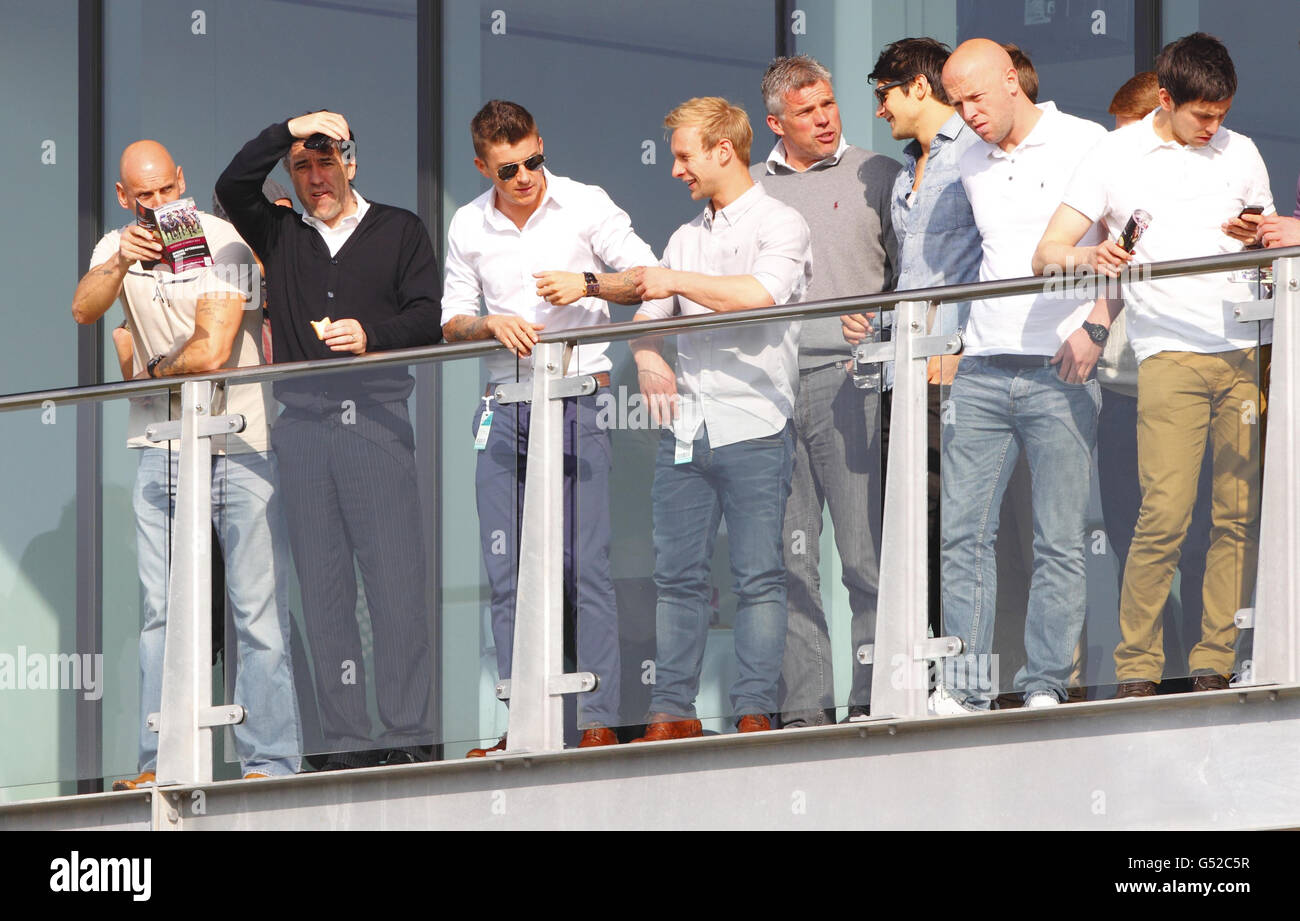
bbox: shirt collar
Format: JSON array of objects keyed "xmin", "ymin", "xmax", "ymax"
[
  {"xmin": 764, "ymin": 136, "xmax": 850, "ymax": 174},
  {"xmin": 904, "ymin": 112, "xmax": 969, "ymax": 164},
  {"xmin": 302, "ymin": 188, "xmax": 368, "ymax": 233},
  {"xmin": 987, "ymin": 100, "xmax": 1058, "ymax": 159},
  {"xmin": 704, "ymin": 181, "xmax": 767, "ymax": 228},
  {"xmin": 1135, "ymin": 106, "xmax": 1228, "ymax": 154},
  {"xmin": 481, "ymin": 167, "xmax": 561, "ymax": 231}
]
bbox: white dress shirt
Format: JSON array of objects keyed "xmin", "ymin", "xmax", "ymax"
[
  {"xmin": 638, "ymin": 182, "xmax": 812, "ymax": 448},
  {"xmin": 960, "ymin": 102, "xmax": 1107, "ymax": 356},
  {"xmin": 1064, "ymin": 109, "xmax": 1275, "ymax": 361},
  {"xmin": 762, "ymin": 135, "xmax": 850, "ymax": 173},
  {"xmin": 302, "ymin": 189, "xmax": 371, "ymax": 257},
  {"xmin": 442, "ymin": 168, "xmax": 658, "ymax": 382}
]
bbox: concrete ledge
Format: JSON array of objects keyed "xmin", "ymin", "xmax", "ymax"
[{"xmin": 6, "ymin": 685, "xmax": 1298, "ymax": 830}]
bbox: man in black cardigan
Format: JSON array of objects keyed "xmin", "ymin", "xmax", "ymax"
[{"xmin": 217, "ymin": 110, "xmax": 441, "ymax": 770}]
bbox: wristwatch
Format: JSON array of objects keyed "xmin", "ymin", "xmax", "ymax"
[
  {"xmin": 147, "ymin": 354, "xmax": 166, "ymax": 378},
  {"xmin": 584, "ymin": 272, "xmax": 600, "ymax": 297},
  {"xmin": 1081, "ymin": 321, "xmax": 1109, "ymax": 345}
]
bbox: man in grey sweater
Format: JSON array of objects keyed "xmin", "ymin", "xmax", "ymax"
[{"xmin": 752, "ymin": 55, "xmax": 901, "ymax": 726}]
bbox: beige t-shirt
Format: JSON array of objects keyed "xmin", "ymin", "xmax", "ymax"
[{"xmin": 90, "ymin": 212, "xmax": 273, "ymax": 453}]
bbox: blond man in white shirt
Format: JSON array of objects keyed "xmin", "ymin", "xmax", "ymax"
[
  {"xmin": 443, "ymin": 100, "xmax": 657, "ymax": 754},
  {"xmin": 628, "ymin": 97, "xmax": 812, "ymax": 741}
]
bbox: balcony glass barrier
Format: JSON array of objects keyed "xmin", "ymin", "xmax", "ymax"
[{"xmin": 1, "ymin": 391, "xmax": 158, "ymax": 799}]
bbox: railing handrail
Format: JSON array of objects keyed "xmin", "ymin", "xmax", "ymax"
[{"xmin": 5, "ymin": 244, "xmax": 1294, "ymax": 413}]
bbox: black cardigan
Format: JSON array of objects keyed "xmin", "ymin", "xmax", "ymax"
[{"xmin": 216, "ymin": 120, "xmax": 442, "ymax": 406}]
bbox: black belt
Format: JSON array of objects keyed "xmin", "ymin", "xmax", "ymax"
[
  {"xmin": 484, "ymin": 371, "xmax": 610, "ymax": 398},
  {"xmin": 984, "ymin": 354, "xmax": 1053, "ymax": 370}
]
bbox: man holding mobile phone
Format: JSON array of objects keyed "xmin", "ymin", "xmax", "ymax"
[{"xmin": 1035, "ymin": 32, "xmax": 1272, "ymax": 697}]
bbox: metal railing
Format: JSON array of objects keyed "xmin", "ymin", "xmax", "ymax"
[{"xmin": 7, "ymin": 245, "xmax": 1299, "ymax": 785}]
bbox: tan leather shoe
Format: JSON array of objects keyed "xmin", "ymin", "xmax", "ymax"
[
  {"xmin": 736, "ymin": 714, "xmax": 772, "ymax": 733},
  {"xmin": 631, "ymin": 714, "xmax": 703, "ymax": 742},
  {"xmin": 578, "ymin": 728, "xmax": 618, "ymax": 747},
  {"xmin": 111, "ymin": 771, "xmax": 156, "ymax": 791},
  {"xmin": 466, "ymin": 735, "xmax": 507, "ymax": 758},
  {"xmin": 1115, "ymin": 680, "xmax": 1158, "ymax": 699}
]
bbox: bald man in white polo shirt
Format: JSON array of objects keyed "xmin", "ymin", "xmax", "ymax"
[{"xmin": 933, "ymin": 39, "xmax": 1109, "ymax": 713}]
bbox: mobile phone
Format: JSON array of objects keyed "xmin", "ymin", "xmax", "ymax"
[{"xmin": 1239, "ymin": 205, "xmax": 1264, "ymax": 218}]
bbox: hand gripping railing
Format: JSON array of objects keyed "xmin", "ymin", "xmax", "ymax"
[{"xmin": 4, "ymin": 247, "xmax": 1298, "ymax": 778}]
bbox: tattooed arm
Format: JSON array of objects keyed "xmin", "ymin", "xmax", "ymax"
[
  {"xmin": 73, "ymin": 225, "xmax": 165, "ymax": 324},
  {"xmin": 152, "ymin": 293, "xmax": 244, "ymax": 376},
  {"xmin": 443, "ymin": 314, "xmax": 545, "ymax": 358},
  {"xmin": 532, "ymin": 268, "xmax": 644, "ymax": 306}
]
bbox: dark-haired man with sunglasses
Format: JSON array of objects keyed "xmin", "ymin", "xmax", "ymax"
[
  {"xmin": 216, "ymin": 110, "xmax": 442, "ymax": 770},
  {"xmin": 443, "ymin": 100, "xmax": 657, "ymax": 755}
]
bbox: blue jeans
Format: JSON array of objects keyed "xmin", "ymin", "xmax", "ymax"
[
  {"xmin": 940, "ymin": 357, "xmax": 1100, "ymax": 707},
  {"xmin": 472, "ymin": 390, "xmax": 622, "ymax": 729},
  {"xmin": 648, "ymin": 423, "xmax": 795, "ymax": 719},
  {"xmin": 134, "ymin": 449, "xmax": 302, "ymax": 775}
]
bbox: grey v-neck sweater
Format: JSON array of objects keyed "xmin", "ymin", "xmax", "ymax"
[{"xmin": 752, "ymin": 144, "xmax": 901, "ymax": 370}]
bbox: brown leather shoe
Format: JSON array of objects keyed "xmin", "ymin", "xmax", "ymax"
[
  {"xmin": 1115, "ymin": 680, "xmax": 1158, "ymax": 699},
  {"xmin": 578, "ymin": 728, "xmax": 618, "ymax": 748},
  {"xmin": 466, "ymin": 735, "xmax": 507, "ymax": 758},
  {"xmin": 1191, "ymin": 674, "xmax": 1230, "ymax": 692},
  {"xmin": 736, "ymin": 714, "xmax": 772, "ymax": 733},
  {"xmin": 631, "ymin": 715, "xmax": 703, "ymax": 743},
  {"xmin": 111, "ymin": 771, "xmax": 156, "ymax": 791}
]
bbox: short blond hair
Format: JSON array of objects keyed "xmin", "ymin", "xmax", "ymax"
[{"xmin": 664, "ymin": 96, "xmax": 752, "ymax": 165}]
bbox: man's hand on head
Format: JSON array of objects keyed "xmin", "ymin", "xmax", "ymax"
[{"xmin": 287, "ymin": 111, "xmax": 351, "ymax": 143}]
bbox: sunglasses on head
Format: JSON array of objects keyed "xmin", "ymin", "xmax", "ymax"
[
  {"xmin": 304, "ymin": 133, "xmax": 356, "ymax": 163},
  {"xmin": 496, "ymin": 152, "xmax": 545, "ymax": 181}
]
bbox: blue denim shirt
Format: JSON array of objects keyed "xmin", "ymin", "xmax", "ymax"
[{"xmin": 892, "ymin": 113, "xmax": 983, "ymax": 336}]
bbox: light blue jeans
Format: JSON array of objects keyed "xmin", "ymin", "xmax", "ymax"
[
  {"xmin": 133, "ymin": 448, "xmax": 302, "ymax": 776},
  {"xmin": 940, "ymin": 356, "xmax": 1100, "ymax": 708},
  {"xmin": 648, "ymin": 423, "xmax": 795, "ymax": 719}
]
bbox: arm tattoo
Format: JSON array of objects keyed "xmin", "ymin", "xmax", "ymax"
[{"xmin": 443, "ymin": 315, "xmax": 491, "ymax": 341}]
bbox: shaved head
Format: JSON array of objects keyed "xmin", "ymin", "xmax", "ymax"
[
  {"xmin": 946, "ymin": 38, "xmax": 1014, "ymax": 83},
  {"xmin": 115, "ymin": 140, "xmax": 185, "ymax": 212},
  {"xmin": 942, "ymin": 38, "xmax": 1037, "ymax": 149}
]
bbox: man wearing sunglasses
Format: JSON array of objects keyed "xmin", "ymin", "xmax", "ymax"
[
  {"xmin": 217, "ymin": 110, "xmax": 443, "ymax": 770},
  {"xmin": 443, "ymin": 100, "xmax": 658, "ymax": 755}
]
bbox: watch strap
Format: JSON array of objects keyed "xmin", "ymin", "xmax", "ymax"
[{"xmin": 584, "ymin": 272, "xmax": 599, "ymax": 297}]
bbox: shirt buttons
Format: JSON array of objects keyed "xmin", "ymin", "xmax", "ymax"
[
  {"xmin": 330, "ymin": 259, "xmax": 338, "ymax": 265},
  {"xmin": 327, "ymin": 291, "xmax": 335, "ymax": 298}
]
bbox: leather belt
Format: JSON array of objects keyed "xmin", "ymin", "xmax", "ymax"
[
  {"xmin": 984, "ymin": 354, "xmax": 1053, "ymax": 370},
  {"xmin": 484, "ymin": 371, "xmax": 610, "ymax": 398}
]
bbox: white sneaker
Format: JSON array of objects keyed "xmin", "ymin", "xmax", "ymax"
[
  {"xmin": 1023, "ymin": 690, "xmax": 1060, "ymax": 708},
  {"xmin": 928, "ymin": 685, "xmax": 978, "ymax": 715}
]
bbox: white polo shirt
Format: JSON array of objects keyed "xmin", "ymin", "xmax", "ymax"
[
  {"xmin": 1063, "ymin": 109, "xmax": 1275, "ymax": 361},
  {"xmin": 960, "ymin": 101, "xmax": 1107, "ymax": 356},
  {"xmin": 637, "ymin": 182, "xmax": 812, "ymax": 448},
  {"xmin": 442, "ymin": 168, "xmax": 658, "ymax": 383}
]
